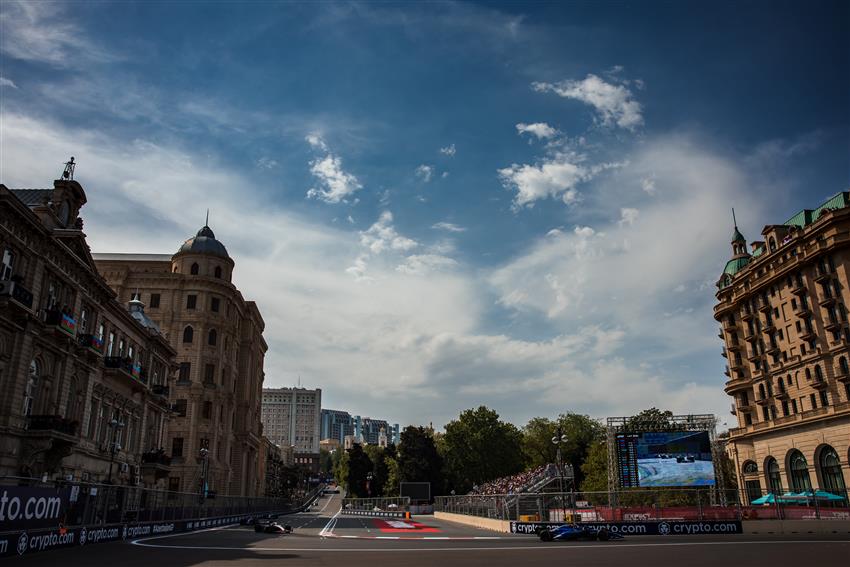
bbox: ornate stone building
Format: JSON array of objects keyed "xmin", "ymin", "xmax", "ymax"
[
  {"xmin": 0, "ymin": 176, "xmax": 176, "ymax": 487},
  {"xmin": 93, "ymin": 225, "xmax": 267, "ymax": 497},
  {"xmin": 715, "ymin": 193, "xmax": 850, "ymax": 501}
]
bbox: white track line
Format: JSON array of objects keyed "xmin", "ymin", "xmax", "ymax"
[{"xmin": 129, "ymin": 539, "xmax": 850, "ymax": 552}]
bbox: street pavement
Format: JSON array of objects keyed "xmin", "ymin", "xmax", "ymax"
[{"xmin": 5, "ymin": 491, "xmax": 850, "ymax": 566}]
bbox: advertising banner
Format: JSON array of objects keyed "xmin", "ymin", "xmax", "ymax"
[
  {"xmin": 0, "ymin": 486, "xmax": 71, "ymax": 531},
  {"xmin": 509, "ymin": 520, "xmax": 743, "ymax": 536}
]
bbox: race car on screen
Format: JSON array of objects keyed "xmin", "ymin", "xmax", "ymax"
[
  {"xmin": 537, "ymin": 524, "xmax": 623, "ymax": 542},
  {"xmin": 253, "ymin": 520, "xmax": 293, "ymax": 534}
]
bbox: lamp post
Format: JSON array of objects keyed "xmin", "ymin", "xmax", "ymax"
[
  {"xmin": 366, "ymin": 472, "xmax": 373, "ymax": 498},
  {"xmin": 199, "ymin": 447, "xmax": 209, "ymax": 504},
  {"xmin": 106, "ymin": 418, "xmax": 125, "ymax": 484},
  {"xmin": 551, "ymin": 427, "xmax": 569, "ymax": 523}
]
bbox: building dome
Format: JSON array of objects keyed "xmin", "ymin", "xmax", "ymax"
[{"xmin": 177, "ymin": 225, "xmax": 229, "ymax": 259}]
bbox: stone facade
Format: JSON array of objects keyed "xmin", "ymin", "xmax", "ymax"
[
  {"xmin": 714, "ymin": 194, "xmax": 850, "ymax": 499},
  {"xmin": 93, "ymin": 228, "xmax": 267, "ymax": 497},
  {"xmin": 0, "ymin": 180, "xmax": 176, "ymax": 487},
  {"xmin": 261, "ymin": 387, "xmax": 321, "ymax": 454}
]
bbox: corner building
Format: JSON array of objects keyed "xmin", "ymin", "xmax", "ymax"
[
  {"xmin": 0, "ymin": 179, "xmax": 176, "ymax": 486},
  {"xmin": 715, "ymin": 193, "xmax": 850, "ymax": 501},
  {"xmin": 94, "ymin": 225, "xmax": 267, "ymax": 497}
]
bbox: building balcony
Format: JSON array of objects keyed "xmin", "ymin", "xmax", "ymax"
[
  {"xmin": 104, "ymin": 357, "xmax": 147, "ymax": 391},
  {"xmin": 745, "ymin": 332, "xmax": 758, "ymax": 343},
  {"xmin": 0, "ymin": 280, "xmax": 35, "ymax": 310},
  {"xmin": 722, "ymin": 319, "xmax": 737, "ymax": 330},
  {"xmin": 44, "ymin": 310, "xmax": 77, "ymax": 338},
  {"xmin": 794, "ymin": 303, "xmax": 811, "ymax": 317},
  {"xmin": 758, "ymin": 302, "xmax": 771, "ymax": 314},
  {"xmin": 811, "ymin": 378, "xmax": 829, "ymax": 389},
  {"xmin": 727, "ymin": 341, "xmax": 742, "ymax": 351},
  {"xmin": 836, "ymin": 373, "xmax": 850, "ymax": 383},
  {"xmin": 814, "ymin": 270, "xmax": 831, "ymax": 283},
  {"xmin": 762, "ymin": 319, "xmax": 776, "ymax": 332},
  {"xmin": 825, "ymin": 320, "xmax": 842, "ymax": 332},
  {"xmin": 741, "ymin": 310, "xmax": 754, "ymax": 321},
  {"xmin": 77, "ymin": 333, "xmax": 104, "ymax": 357},
  {"xmin": 800, "ymin": 327, "xmax": 817, "ymax": 341},
  {"xmin": 775, "ymin": 388, "xmax": 790, "ymax": 399},
  {"xmin": 721, "ymin": 347, "xmax": 728, "ymax": 358},
  {"xmin": 755, "ymin": 395, "xmax": 770, "ymax": 406},
  {"xmin": 790, "ymin": 281, "xmax": 806, "ymax": 295},
  {"xmin": 819, "ymin": 295, "xmax": 837, "ymax": 307},
  {"xmin": 766, "ymin": 343, "xmax": 780, "ymax": 355},
  {"xmin": 25, "ymin": 415, "xmax": 80, "ymax": 444}
]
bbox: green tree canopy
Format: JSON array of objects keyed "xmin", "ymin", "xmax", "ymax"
[
  {"xmin": 346, "ymin": 443, "xmax": 374, "ymax": 498},
  {"xmin": 442, "ymin": 406, "xmax": 525, "ymax": 494},
  {"xmin": 397, "ymin": 426, "xmax": 443, "ymax": 495},
  {"xmin": 521, "ymin": 413, "xmax": 604, "ymax": 487}
]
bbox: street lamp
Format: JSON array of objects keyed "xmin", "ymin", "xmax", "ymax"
[
  {"xmin": 199, "ymin": 447, "xmax": 209, "ymax": 503},
  {"xmin": 551, "ymin": 427, "xmax": 569, "ymax": 522},
  {"xmin": 366, "ymin": 472, "xmax": 373, "ymax": 498},
  {"xmin": 106, "ymin": 418, "xmax": 125, "ymax": 484}
]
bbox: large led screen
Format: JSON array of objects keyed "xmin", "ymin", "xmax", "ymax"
[{"xmin": 616, "ymin": 431, "xmax": 715, "ymax": 487}]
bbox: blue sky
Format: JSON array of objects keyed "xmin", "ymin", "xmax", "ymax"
[{"xmin": 1, "ymin": 0, "xmax": 848, "ymax": 430}]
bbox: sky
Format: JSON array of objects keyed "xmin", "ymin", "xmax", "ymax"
[{"xmin": 1, "ymin": 0, "xmax": 848, "ymax": 431}]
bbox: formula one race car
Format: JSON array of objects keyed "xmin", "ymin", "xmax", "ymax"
[
  {"xmin": 537, "ymin": 524, "xmax": 623, "ymax": 542},
  {"xmin": 254, "ymin": 520, "xmax": 293, "ymax": 534}
]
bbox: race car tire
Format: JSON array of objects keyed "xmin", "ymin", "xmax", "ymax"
[
  {"xmin": 539, "ymin": 530, "xmax": 553, "ymax": 542},
  {"xmin": 597, "ymin": 528, "xmax": 609, "ymax": 541}
]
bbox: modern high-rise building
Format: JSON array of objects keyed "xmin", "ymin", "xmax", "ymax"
[
  {"xmin": 261, "ymin": 387, "xmax": 321, "ymax": 455},
  {"xmin": 715, "ymin": 193, "xmax": 850, "ymax": 502},
  {"xmin": 321, "ymin": 409, "xmax": 400, "ymax": 446},
  {"xmin": 94, "ymin": 225, "xmax": 268, "ymax": 497},
  {"xmin": 320, "ymin": 408, "xmax": 353, "ymax": 444}
]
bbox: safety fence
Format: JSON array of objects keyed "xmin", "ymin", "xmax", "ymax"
[
  {"xmin": 341, "ymin": 496, "xmax": 410, "ymax": 513},
  {"xmin": 434, "ymin": 488, "xmax": 850, "ymax": 522},
  {"xmin": 0, "ymin": 476, "xmax": 321, "ymax": 530}
]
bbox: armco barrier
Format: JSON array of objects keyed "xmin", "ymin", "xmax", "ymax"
[{"xmin": 341, "ymin": 510, "xmax": 407, "ymax": 518}]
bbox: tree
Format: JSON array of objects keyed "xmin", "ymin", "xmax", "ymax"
[
  {"xmin": 442, "ymin": 406, "xmax": 525, "ymax": 494},
  {"xmin": 363, "ymin": 444, "xmax": 395, "ymax": 497},
  {"xmin": 346, "ymin": 444, "xmax": 373, "ymax": 498},
  {"xmin": 522, "ymin": 413, "xmax": 604, "ymax": 488},
  {"xmin": 580, "ymin": 440, "xmax": 609, "ymax": 493},
  {"xmin": 397, "ymin": 426, "xmax": 443, "ymax": 496},
  {"xmin": 318, "ymin": 448, "xmax": 333, "ymax": 475}
]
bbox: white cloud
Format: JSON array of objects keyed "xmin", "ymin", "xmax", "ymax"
[
  {"xmin": 641, "ymin": 176, "xmax": 657, "ymax": 195},
  {"xmin": 533, "ymin": 73, "xmax": 644, "ymax": 131},
  {"xmin": 305, "ymin": 133, "xmax": 329, "ymax": 151},
  {"xmin": 619, "ymin": 207, "xmax": 639, "ymax": 227},
  {"xmin": 0, "ymin": 76, "xmax": 18, "ymax": 89},
  {"xmin": 306, "ymin": 153, "xmax": 363, "ymax": 204},
  {"xmin": 439, "ymin": 144, "xmax": 456, "ymax": 157},
  {"xmin": 442, "ymin": 171, "xmax": 449, "ymax": 179},
  {"xmin": 396, "ymin": 254, "xmax": 458, "ymax": 275},
  {"xmin": 432, "ymin": 222, "xmax": 467, "ymax": 233},
  {"xmin": 358, "ymin": 211, "xmax": 418, "ymax": 255},
  {"xmin": 256, "ymin": 157, "xmax": 278, "ymax": 170},
  {"xmin": 516, "ymin": 122, "xmax": 558, "ymax": 139},
  {"xmin": 415, "ymin": 164, "xmax": 434, "ymax": 183},
  {"xmin": 347, "ymin": 215, "xmax": 355, "ymax": 224},
  {"xmin": 0, "ymin": 1, "xmax": 118, "ymax": 67}
]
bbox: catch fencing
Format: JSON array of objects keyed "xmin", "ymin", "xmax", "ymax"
[
  {"xmin": 434, "ymin": 488, "xmax": 850, "ymax": 522},
  {"xmin": 0, "ymin": 476, "xmax": 320, "ymax": 531},
  {"xmin": 341, "ymin": 496, "xmax": 410, "ymax": 514}
]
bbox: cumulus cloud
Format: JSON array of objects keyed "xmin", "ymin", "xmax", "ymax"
[
  {"xmin": 358, "ymin": 211, "xmax": 418, "ymax": 255},
  {"xmin": 432, "ymin": 222, "xmax": 467, "ymax": 233},
  {"xmin": 619, "ymin": 207, "xmax": 639, "ymax": 227},
  {"xmin": 415, "ymin": 164, "xmax": 434, "ymax": 183},
  {"xmin": 533, "ymin": 73, "xmax": 643, "ymax": 131},
  {"xmin": 306, "ymin": 136, "xmax": 363, "ymax": 204},
  {"xmin": 516, "ymin": 122, "xmax": 558, "ymax": 139},
  {"xmin": 439, "ymin": 144, "xmax": 456, "ymax": 157}
]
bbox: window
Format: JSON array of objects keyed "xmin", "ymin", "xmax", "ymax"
[
  {"xmin": 199, "ymin": 437, "xmax": 210, "ymax": 450},
  {"xmin": 168, "ymin": 477, "xmax": 180, "ymax": 493},
  {"xmin": 788, "ymin": 450, "xmax": 812, "ymax": 492},
  {"xmin": 202, "ymin": 401, "xmax": 212, "ymax": 419},
  {"xmin": 172, "ymin": 437, "xmax": 184, "ymax": 457},
  {"xmin": 190, "ymin": 263, "xmax": 199, "ymax": 275},
  {"xmin": 186, "ymin": 294, "xmax": 197, "ymax": 309},
  {"xmin": 814, "ymin": 365, "xmax": 823, "ymax": 381},
  {"xmin": 107, "ymin": 331, "xmax": 115, "ymax": 356},
  {"xmin": 0, "ymin": 248, "xmax": 14, "ymax": 280},
  {"xmin": 183, "ymin": 326, "xmax": 194, "ymax": 343},
  {"xmin": 820, "ymin": 390, "xmax": 829, "ymax": 407},
  {"xmin": 819, "ymin": 447, "xmax": 847, "ymax": 495},
  {"xmin": 810, "ymin": 393, "xmax": 817, "ymax": 409},
  {"xmin": 208, "ymin": 329, "xmax": 217, "ymax": 346},
  {"xmin": 211, "ymin": 297, "xmax": 220, "ymax": 312},
  {"xmin": 766, "ymin": 457, "xmax": 782, "ymax": 494},
  {"xmin": 791, "ymin": 399, "xmax": 798, "ymax": 413},
  {"xmin": 214, "ymin": 266, "xmax": 222, "ymax": 279},
  {"xmin": 178, "ymin": 362, "xmax": 191, "ymax": 383},
  {"xmin": 150, "ymin": 293, "xmax": 160, "ymax": 308},
  {"xmin": 204, "ymin": 364, "xmax": 215, "ymax": 384},
  {"xmin": 174, "ymin": 399, "xmax": 187, "ymax": 417}
]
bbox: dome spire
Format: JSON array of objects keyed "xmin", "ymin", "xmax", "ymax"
[{"xmin": 205, "ymin": 208, "xmax": 209, "ymax": 227}]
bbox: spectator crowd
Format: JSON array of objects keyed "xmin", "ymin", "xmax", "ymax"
[{"xmin": 469, "ymin": 464, "xmax": 559, "ymax": 495}]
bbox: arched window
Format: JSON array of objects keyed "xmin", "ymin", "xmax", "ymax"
[
  {"xmin": 208, "ymin": 329, "xmax": 217, "ymax": 346},
  {"xmin": 819, "ymin": 446, "xmax": 847, "ymax": 495},
  {"xmin": 766, "ymin": 457, "xmax": 782, "ymax": 494},
  {"xmin": 769, "ymin": 237, "xmax": 776, "ymax": 251},
  {"xmin": 742, "ymin": 461, "xmax": 758, "ymax": 474},
  {"xmin": 815, "ymin": 365, "xmax": 823, "ymax": 381},
  {"xmin": 214, "ymin": 266, "xmax": 222, "ymax": 279},
  {"xmin": 183, "ymin": 326, "xmax": 194, "ymax": 343},
  {"xmin": 758, "ymin": 383, "xmax": 766, "ymax": 399},
  {"xmin": 840, "ymin": 357, "xmax": 849, "ymax": 375},
  {"xmin": 23, "ymin": 360, "xmax": 39, "ymax": 417},
  {"xmin": 805, "ymin": 368, "xmax": 811, "ymax": 380},
  {"xmin": 788, "ymin": 450, "xmax": 812, "ymax": 492},
  {"xmin": 190, "ymin": 263, "xmax": 199, "ymax": 275}
]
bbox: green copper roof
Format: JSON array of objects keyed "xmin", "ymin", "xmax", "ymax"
[
  {"xmin": 731, "ymin": 226, "xmax": 746, "ymax": 242},
  {"xmin": 751, "ymin": 245, "xmax": 764, "ymax": 258},
  {"xmin": 785, "ymin": 192, "xmax": 850, "ymax": 228},
  {"xmin": 723, "ymin": 257, "xmax": 750, "ymax": 276}
]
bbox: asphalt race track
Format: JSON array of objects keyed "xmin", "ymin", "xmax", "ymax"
[{"xmin": 5, "ymin": 492, "xmax": 850, "ymax": 566}]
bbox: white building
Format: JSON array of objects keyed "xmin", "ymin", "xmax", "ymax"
[{"xmin": 261, "ymin": 387, "xmax": 321, "ymax": 454}]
